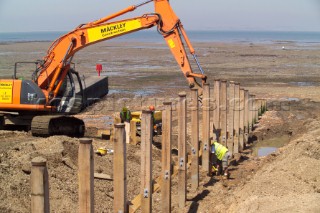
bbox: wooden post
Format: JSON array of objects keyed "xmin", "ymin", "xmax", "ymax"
[
  {"xmin": 78, "ymin": 138, "xmax": 94, "ymax": 213},
  {"xmin": 261, "ymin": 99, "xmax": 266, "ymax": 115},
  {"xmin": 162, "ymin": 102, "xmax": 172, "ymax": 212},
  {"xmin": 248, "ymin": 95, "xmax": 254, "ymax": 132},
  {"xmin": 213, "ymin": 79, "xmax": 220, "ymax": 142},
  {"xmin": 227, "ymin": 81, "xmax": 235, "ymax": 154},
  {"xmin": 202, "ymin": 83, "xmax": 211, "ymax": 173},
  {"xmin": 31, "ymin": 157, "xmax": 50, "ymax": 213},
  {"xmin": 141, "ymin": 111, "xmax": 153, "ymax": 213},
  {"xmin": 190, "ymin": 88, "xmax": 199, "ymax": 191},
  {"xmin": 252, "ymin": 95, "xmax": 256, "ymax": 128},
  {"xmin": 257, "ymin": 99, "xmax": 262, "ymax": 118},
  {"xmin": 110, "ymin": 117, "xmax": 122, "ymax": 143},
  {"xmin": 130, "ymin": 120, "xmax": 137, "ymax": 145},
  {"xmin": 239, "ymin": 88, "xmax": 245, "ymax": 151},
  {"xmin": 248, "ymin": 94, "xmax": 252, "ymax": 133},
  {"xmin": 244, "ymin": 90, "xmax": 249, "ymax": 144},
  {"xmin": 125, "ymin": 122, "xmax": 130, "ymax": 144},
  {"xmin": 220, "ymin": 80, "xmax": 228, "ymax": 147},
  {"xmin": 113, "ymin": 124, "xmax": 127, "ymax": 213},
  {"xmin": 178, "ymin": 92, "xmax": 187, "ymax": 209},
  {"xmin": 233, "ymin": 83, "xmax": 240, "ymax": 154},
  {"xmin": 260, "ymin": 99, "xmax": 264, "ymax": 114},
  {"xmin": 264, "ymin": 99, "xmax": 268, "ymax": 113}
]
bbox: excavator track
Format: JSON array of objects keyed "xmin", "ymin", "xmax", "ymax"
[
  {"xmin": 31, "ymin": 115, "xmax": 85, "ymax": 137},
  {"xmin": 0, "ymin": 115, "xmax": 4, "ymax": 130}
]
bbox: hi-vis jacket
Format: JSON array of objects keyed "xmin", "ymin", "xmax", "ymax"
[
  {"xmin": 120, "ymin": 110, "xmax": 131, "ymax": 122},
  {"xmin": 211, "ymin": 141, "xmax": 228, "ymax": 161}
]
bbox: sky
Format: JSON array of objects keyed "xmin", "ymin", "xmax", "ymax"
[{"xmin": 0, "ymin": 0, "xmax": 320, "ymax": 32}]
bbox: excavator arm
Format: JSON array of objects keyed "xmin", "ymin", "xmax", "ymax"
[
  {"xmin": 35, "ymin": 0, "xmax": 206, "ymax": 102},
  {"xmin": 36, "ymin": 14, "xmax": 159, "ymax": 99},
  {"xmin": 154, "ymin": 0, "xmax": 206, "ymax": 88}
]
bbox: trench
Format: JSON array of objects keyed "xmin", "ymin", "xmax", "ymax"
[{"xmin": 249, "ymin": 99, "xmax": 318, "ymax": 158}]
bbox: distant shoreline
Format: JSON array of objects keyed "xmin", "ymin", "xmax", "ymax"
[{"xmin": 1, "ymin": 30, "xmax": 320, "ymax": 45}]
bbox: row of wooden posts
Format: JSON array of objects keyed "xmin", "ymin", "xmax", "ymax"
[{"xmin": 30, "ymin": 79, "xmax": 267, "ymax": 213}]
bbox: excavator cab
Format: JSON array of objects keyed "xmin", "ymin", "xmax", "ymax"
[
  {"xmin": 49, "ymin": 69, "xmax": 84, "ymax": 114},
  {"xmin": 12, "ymin": 61, "xmax": 84, "ymax": 114}
]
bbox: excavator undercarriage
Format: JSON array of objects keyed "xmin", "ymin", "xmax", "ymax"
[
  {"xmin": 0, "ymin": 112, "xmax": 85, "ymax": 137},
  {"xmin": 31, "ymin": 115, "xmax": 85, "ymax": 137}
]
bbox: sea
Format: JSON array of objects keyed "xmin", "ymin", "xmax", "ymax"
[{"xmin": 1, "ymin": 30, "xmax": 320, "ymax": 45}]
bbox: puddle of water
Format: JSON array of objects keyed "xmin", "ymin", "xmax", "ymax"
[
  {"xmin": 289, "ymin": 81, "xmax": 319, "ymax": 87},
  {"xmin": 108, "ymin": 88, "xmax": 161, "ymax": 96},
  {"xmin": 257, "ymin": 147, "xmax": 277, "ymax": 157},
  {"xmin": 100, "ymin": 71, "xmax": 127, "ymax": 77},
  {"xmin": 279, "ymin": 97, "xmax": 300, "ymax": 101},
  {"xmin": 252, "ymin": 135, "xmax": 290, "ymax": 157},
  {"xmin": 287, "ymin": 97, "xmax": 300, "ymax": 101}
]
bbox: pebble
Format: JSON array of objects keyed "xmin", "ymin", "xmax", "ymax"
[
  {"xmin": 62, "ymin": 157, "xmax": 76, "ymax": 170},
  {"xmin": 21, "ymin": 164, "xmax": 31, "ymax": 174},
  {"xmin": 0, "ymin": 163, "xmax": 9, "ymax": 168}
]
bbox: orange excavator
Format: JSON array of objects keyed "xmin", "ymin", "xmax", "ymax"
[{"xmin": 0, "ymin": 0, "xmax": 207, "ymax": 136}]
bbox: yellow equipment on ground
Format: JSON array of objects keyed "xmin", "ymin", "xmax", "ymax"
[{"xmin": 131, "ymin": 110, "xmax": 162, "ymax": 135}]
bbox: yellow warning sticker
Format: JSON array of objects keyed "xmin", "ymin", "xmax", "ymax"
[
  {"xmin": 168, "ymin": 39, "xmax": 176, "ymax": 48},
  {"xmin": 88, "ymin": 20, "xmax": 142, "ymax": 43},
  {"xmin": 0, "ymin": 81, "xmax": 13, "ymax": 103}
]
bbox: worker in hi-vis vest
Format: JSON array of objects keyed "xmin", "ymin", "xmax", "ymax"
[
  {"xmin": 211, "ymin": 141, "xmax": 231, "ymax": 178},
  {"xmin": 120, "ymin": 107, "xmax": 132, "ymax": 123}
]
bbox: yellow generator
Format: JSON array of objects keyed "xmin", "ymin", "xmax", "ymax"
[{"xmin": 131, "ymin": 111, "xmax": 162, "ymax": 136}]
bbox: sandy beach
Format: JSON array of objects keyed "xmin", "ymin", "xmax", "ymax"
[{"xmin": 0, "ymin": 40, "xmax": 320, "ymax": 212}]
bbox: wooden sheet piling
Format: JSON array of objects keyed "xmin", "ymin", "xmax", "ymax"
[
  {"xmin": 220, "ymin": 80, "xmax": 228, "ymax": 147},
  {"xmin": 253, "ymin": 96, "xmax": 258, "ymax": 124},
  {"xmin": 249, "ymin": 94, "xmax": 253, "ymax": 132},
  {"xmin": 257, "ymin": 99, "xmax": 262, "ymax": 118},
  {"xmin": 213, "ymin": 79, "xmax": 221, "ymax": 142},
  {"xmin": 78, "ymin": 138, "xmax": 94, "ymax": 213},
  {"xmin": 113, "ymin": 126, "xmax": 127, "ymax": 213},
  {"xmin": 202, "ymin": 83, "xmax": 211, "ymax": 173},
  {"xmin": 130, "ymin": 120, "xmax": 137, "ymax": 145},
  {"xmin": 178, "ymin": 92, "xmax": 187, "ymax": 209},
  {"xmin": 239, "ymin": 88, "xmax": 245, "ymax": 151},
  {"xmin": 190, "ymin": 88, "xmax": 199, "ymax": 191},
  {"xmin": 244, "ymin": 90, "xmax": 249, "ymax": 143},
  {"xmin": 227, "ymin": 81, "xmax": 235, "ymax": 154},
  {"xmin": 161, "ymin": 102, "xmax": 172, "ymax": 212},
  {"xmin": 233, "ymin": 83, "xmax": 240, "ymax": 154},
  {"xmin": 140, "ymin": 111, "xmax": 153, "ymax": 213},
  {"xmin": 31, "ymin": 157, "xmax": 50, "ymax": 213}
]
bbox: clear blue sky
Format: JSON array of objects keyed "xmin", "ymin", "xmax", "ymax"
[{"xmin": 1, "ymin": 0, "xmax": 320, "ymax": 32}]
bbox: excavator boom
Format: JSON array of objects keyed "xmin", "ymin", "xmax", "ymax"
[
  {"xmin": 34, "ymin": 0, "xmax": 206, "ymax": 102},
  {"xmin": 0, "ymin": 0, "xmax": 206, "ymax": 136}
]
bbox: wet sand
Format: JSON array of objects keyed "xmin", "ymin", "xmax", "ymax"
[{"xmin": 1, "ymin": 41, "xmax": 320, "ymax": 101}]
